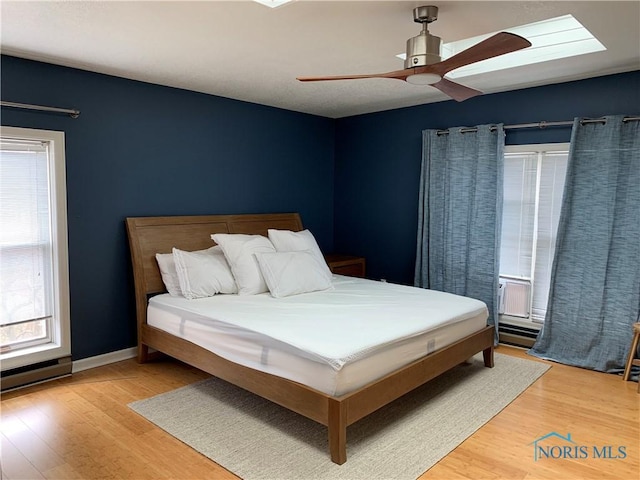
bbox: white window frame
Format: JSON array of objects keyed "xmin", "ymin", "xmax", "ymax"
[
  {"xmin": 0, "ymin": 126, "xmax": 71, "ymax": 371},
  {"xmin": 500, "ymin": 142, "xmax": 569, "ymax": 327}
]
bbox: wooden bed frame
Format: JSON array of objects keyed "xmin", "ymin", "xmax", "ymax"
[{"xmin": 126, "ymin": 212, "xmax": 495, "ymax": 465}]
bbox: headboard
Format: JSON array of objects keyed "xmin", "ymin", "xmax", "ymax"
[{"xmin": 125, "ymin": 213, "xmax": 303, "ymax": 341}]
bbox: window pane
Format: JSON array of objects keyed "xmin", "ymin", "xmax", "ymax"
[
  {"xmin": 531, "ymin": 152, "xmax": 568, "ymax": 321},
  {"xmin": 0, "ymin": 142, "xmax": 54, "ymax": 349},
  {"xmin": 0, "ymin": 318, "xmax": 49, "ymax": 351},
  {"xmin": 500, "ymin": 153, "xmax": 537, "ymax": 278}
]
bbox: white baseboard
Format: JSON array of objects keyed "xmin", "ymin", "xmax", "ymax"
[{"xmin": 72, "ymin": 347, "xmax": 137, "ymax": 373}]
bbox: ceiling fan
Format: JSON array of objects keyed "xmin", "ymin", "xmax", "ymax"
[{"xmin": 297, "ymin": 5, "xmax": 532, "ymax": 102}]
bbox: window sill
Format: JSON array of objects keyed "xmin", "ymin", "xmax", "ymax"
[
  {"xmin": 499, "ymin": 315, "xmax": 542, "ymax": 330},
  {"xmin": 0, "ymin": 341, "xmax": 70, "ymax": 371}
]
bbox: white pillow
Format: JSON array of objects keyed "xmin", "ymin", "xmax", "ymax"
[
  {"xmin": 267, "ymin": 229, "xmax": 332, "ymax": 277},
  {"xmin": 211, "ymin": 234, "xmax": 276, "ymax": 295},
  {"xmin": 255, "ymin": 251, "xmax": 333, "ymax": 298},
  {"xmin": 172, "ymin": 246, "xmax": 238, "ymax": 299},
  {"xmin": 155, "ymin": 253, "xmax": 182, "ymax": 296}
]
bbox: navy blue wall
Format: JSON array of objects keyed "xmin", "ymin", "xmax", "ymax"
[
  {"xmin": 334, "ymin": 71, "xmax": 640, "ymax": 285},
  {"xmin": 1, "ymin": 55, "xmax": 335, "ymax": 360},
  {"xmin": 3, "ymin": 52, "xmax": 638, "ymax": 361}
]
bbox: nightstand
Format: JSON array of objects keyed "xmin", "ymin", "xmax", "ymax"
[{"xmin": 324, "ymin": 254, "xmax": 366, "ymax": 278}]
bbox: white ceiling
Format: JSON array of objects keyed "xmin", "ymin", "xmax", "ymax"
[{"xmin": 1, "ymin": 1, "xmax": 639, "ymax": 118}]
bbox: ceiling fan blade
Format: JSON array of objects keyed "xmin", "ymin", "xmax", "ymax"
[
  {"xmin": 430, "ymin": 32, "xmax": 531, "ymax": 77},
  {"xmin": 297, "ymin": 68, "xmax": 411, "ymax": 82},
  {"xmin": 430, "ymin": 78, "xmax": 483, "ymax": 102}
]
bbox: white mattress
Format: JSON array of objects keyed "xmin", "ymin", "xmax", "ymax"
[{"xmin": 147, "ymin": 275, "xmax": 488, "ymax": 396}]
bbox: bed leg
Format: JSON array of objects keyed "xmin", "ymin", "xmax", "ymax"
[
  {"xmin": 483, "ymin": 345, "xmax": 495, "ymax": 368},
  {"xmin": 137, "ymin": 343, "xmax": 150, "ymax": 363},
  {"xmin": 328, "ymin": 399, "xmax": 347, "ymax": 465}
]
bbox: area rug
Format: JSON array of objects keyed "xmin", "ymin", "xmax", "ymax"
[{"xmin": 129, "ymin": 352, "xmax": 549, "ymax": 480}]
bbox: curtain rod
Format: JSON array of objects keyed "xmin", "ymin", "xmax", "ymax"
[
  {"xmin": 436, "ymin": 116, "xmax": 640, "ymax": 135},
  {"xmin": 0, "ymin": 101, "xmax": 80, "ymax": 118}
]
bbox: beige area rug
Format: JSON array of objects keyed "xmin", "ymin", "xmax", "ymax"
[{"xmin": 129, "ymin": 352, "xmax": 549, "ymax": 480}]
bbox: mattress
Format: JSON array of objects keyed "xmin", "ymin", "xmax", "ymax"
[{"xmin": 147, "ymin": 275, "xmax": 488, "ymax": 396}]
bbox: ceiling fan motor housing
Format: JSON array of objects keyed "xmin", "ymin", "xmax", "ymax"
[
  {"xmin": 404, "ymin": 5, "xmax": 442, "ymax": 69},
  {"xmin": 404, "ymin": 32, "xmax": 442, "ymax": 68}
]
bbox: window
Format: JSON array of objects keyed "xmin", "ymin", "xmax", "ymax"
[
  {"xmin": 0, "ymin": 126, "xmax": 70, "ymax": 370},
  {"xmin": 499, "ymin": 143, "xmax": 569, "ymax": 324}
]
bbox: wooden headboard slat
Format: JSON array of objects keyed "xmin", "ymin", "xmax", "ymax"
[{"xmin": 228, "ymin": 217, "xmax": 304, "ymax": 236}]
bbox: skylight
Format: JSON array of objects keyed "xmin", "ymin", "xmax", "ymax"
[
  {"xmin": 253, "ymin": 0, "xmax": 294, "ymax": 8},
  {"xmin": 397, "ymin": 15, "xmax": 606, "ymax": 78}
]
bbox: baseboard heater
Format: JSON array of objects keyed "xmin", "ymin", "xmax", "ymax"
[
  {"xmin": 499, "ymin": 323, "xmax": 540, "ymax": 348},
  {"xmin": 1, "ymin": 356, "xmax": 72, "ymax": 391}
]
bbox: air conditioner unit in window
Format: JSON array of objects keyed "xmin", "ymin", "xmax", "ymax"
[{"xmin": 499, "ymin": 279, "xmax": 531, "ymax": 318}]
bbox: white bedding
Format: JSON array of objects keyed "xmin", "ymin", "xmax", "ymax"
[{"xmin": 148, "ymin": 275, "xmax": 488, "ymax": 395}]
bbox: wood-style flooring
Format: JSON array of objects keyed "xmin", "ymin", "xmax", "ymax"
[{"xmin": 1, "ymin": 346, "xmax": 638, "ymax": 479}]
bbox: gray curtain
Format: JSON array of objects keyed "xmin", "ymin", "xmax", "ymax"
[
  {"xmin": 530, "ymin": 115, "xmax": 640, "ymax": 372},
  {"xmin": 414, "ymin": 124, "xmax": 504, "ymax": 342}
]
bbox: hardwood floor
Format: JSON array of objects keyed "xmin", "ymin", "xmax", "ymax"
[{"xmin": 1, "ymin": 346, "xmax": 638, "ymax": 479}]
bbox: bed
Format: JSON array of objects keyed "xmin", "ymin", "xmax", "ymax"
[{"xmin": 126, "ymin": 212, "xmax": 495, "ymax": 464}]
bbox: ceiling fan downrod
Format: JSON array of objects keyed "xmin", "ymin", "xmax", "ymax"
[{"xmin": 404, "ymin": 6, "xmax": 442, "ymax": 69}]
